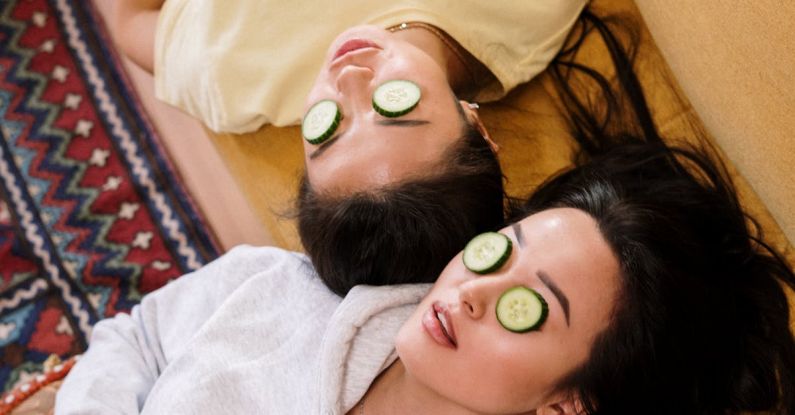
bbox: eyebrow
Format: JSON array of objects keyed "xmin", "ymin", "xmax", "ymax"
[
  {"xmin": 511, "ymin": 223, "xmax": 525, "ymax": 247},
  {"xmin": 375, "ymin": 119, "xmax": 430, "ymax": 127},
  {"xmin": 538, "ymin": 270, "xmax": 571, "ymax": 327},
  {"xmin": 308, "ymin": 119, "xmax": 430, "ymax": 160}
]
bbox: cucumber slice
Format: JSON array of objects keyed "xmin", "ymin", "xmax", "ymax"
[
  {"xmin": 496, "ymin": 287, "xmax": 548, "ymax": 333},
  {"xmin": 462, "ymin": 232, "xmax": 512, "ymax": 274},
  {"xmin": 372, "ymin": 80, "xmax": 421, "ymax": 117},
  {"xmin": 302, "ymin": 100, "xmax": 342, "ymax": 144}
]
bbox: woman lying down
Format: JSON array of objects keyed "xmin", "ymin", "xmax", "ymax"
[
  {"xmin": 56, "ymin": 7, "xmax": 795, "ymax": 413},
  {"xmin": 54, "ymin": 82, "xmax": 795, "ymax": 414}
]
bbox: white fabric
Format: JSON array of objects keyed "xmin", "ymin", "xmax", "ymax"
[
  {"xmin": 154, "ymin": 0, "xmax": 587, "ymax": 133},
  {"xmin": 54, "ymin": 246, "xmax": 430, "ymax": 414}
]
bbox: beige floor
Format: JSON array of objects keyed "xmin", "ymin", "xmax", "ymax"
[
  {"xmin": 91, "ymin": 0, "xmax": 272, "ymax": 250},
  {"xmin": 635, "ymin": 0, "xmax": 795, "ymax": 245}
]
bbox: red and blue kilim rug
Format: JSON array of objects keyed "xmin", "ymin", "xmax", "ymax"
[{"xmin": 0, "ymin": 0, "xmax": 220, "ymax": 393}]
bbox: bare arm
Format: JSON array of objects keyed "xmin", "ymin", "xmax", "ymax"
[{"xmin": 111, "ymin": 0, "xmax": 165, "ymax": 73}]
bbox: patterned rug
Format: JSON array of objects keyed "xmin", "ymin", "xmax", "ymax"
[{"xmin": 0, "ymin": 0, "xmax": 220, "ymax": 393}]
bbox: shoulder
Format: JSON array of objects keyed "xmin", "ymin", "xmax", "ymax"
[
  {"xmin": 179, "ymin": 245, "xmax": 316, "ymax": 291},
  {"xmin": 216, "ymin": 245, "xmax": 310, "ymax": 270},
  {"xmin": 433, "ymin": 0, "xmax": 588, "ymax": 100}
]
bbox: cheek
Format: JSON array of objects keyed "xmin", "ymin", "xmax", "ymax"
[
  {"xmin": 396, "ymin": 323, "xmax": 555, "ymax": 413},
  {"xmin": 303, "ymin": 71, "xmax": 339, "ymax": 112},
  {"xmin": 471, "ymin": 333, "xmax": 594, "ymax": 412},
  {"xmin": 303, "ymin": 84, "xmax": 327, "ymax": 112},
  {"xmin": 459, "ymin": 334, "xmax": 553, "ymax": 406}
]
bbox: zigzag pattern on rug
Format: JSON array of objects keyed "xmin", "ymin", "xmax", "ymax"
[{"xmin": 0, "ymin": 0, "xmax": 220, "ymax": 393}]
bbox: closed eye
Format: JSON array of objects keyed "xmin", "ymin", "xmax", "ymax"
[{"xmin": 375, "ymin": 119, "xmax": 430, "ymax": 127}]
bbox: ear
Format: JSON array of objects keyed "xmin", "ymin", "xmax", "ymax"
[
  {"xmin": 536, "ymin": 396, "xmax": 585, "ymax": 415},
  {"xmin": 459, "ymin": 100, "xmax": 499, "ymax": 153}
]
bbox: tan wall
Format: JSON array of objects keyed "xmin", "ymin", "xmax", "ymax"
[{"xmin": 633, "ymin": 0, "xmax": 795, "ymax": 245}]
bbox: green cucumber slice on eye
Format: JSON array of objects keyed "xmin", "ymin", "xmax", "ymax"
[
  {"xmin": 496, "ymin": 286, "xmax": 549, "ymax": 333},
  {"xmin": 372, "ymin": 80, "xmax": 421, "ymax": 117},
  {"xmin": 462, "ymin": 232, "xmax": 512, "ymax": 274},
  {"xmin": 302, "ymin": 99, "xmax": 342, "ymax": 144}
]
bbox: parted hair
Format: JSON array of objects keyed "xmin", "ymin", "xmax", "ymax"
[
  {"xmin": 297, "ymin": 121, "xmax": 505, "ymax": 296},
  {"xmin": 524, "ymin": 9, "xmax": 795, "ymax": 414}
]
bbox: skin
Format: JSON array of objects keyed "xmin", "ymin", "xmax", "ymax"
[
  {"xmin": 112, "ymin": 0, "xmax": 165, "ymax": 72},
  {"xmin": 302, "ymin": 25, "xmax": 495, "ymax": 194},
  {"xmin": 352, "ymin": 208, "xmax": 621, "ymax": 415}
]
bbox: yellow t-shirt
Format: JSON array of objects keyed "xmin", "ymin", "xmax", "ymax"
[{"xmin": 154, "ymin": 0, "xmax": 587, "ymax": 133}]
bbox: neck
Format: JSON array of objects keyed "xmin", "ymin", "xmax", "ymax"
[
  {"xmin": 353, "ymin": 359, "xmax": 480, "ymax": 415},
  {"xmin": 388, "ymin": 23, "xmax": 480, "ymax": 99}
]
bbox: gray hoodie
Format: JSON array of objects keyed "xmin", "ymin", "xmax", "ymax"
[{"xmin": 55, "ymin": 245, "xmax": 430, "ymax": 414}]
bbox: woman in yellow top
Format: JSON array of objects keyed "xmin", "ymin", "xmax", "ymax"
[{"xmin": 112, "ymin": 0, "xmax": 587, "ymax": 295}]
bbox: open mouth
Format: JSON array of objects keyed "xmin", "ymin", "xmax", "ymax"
[
  {"xmin": 423, "ymin": 301, "xmax": 457, "ymax": 349},
  {"xmin": 436, "ymin": 307, "xmax": 456, "ymax": 346}
]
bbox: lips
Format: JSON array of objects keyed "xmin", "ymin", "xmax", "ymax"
[
  {"xmin": 422, "ymin": 301, "xmax": 457, "ymax": 349},
  {"xmin": 332, "ymin": 39, "xmax": 381, "ymax": 61}
]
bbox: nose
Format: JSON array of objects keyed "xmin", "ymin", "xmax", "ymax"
[
  {"xmin": 458, "ymin": 276, "xmax": 505, "ymax": 320},
  {"xmin": 335, "ymin": 65, "xmax": 374, "ymax": 111}
]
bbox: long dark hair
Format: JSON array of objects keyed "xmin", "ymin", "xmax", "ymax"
[
  {"xmin": 297, "ymin": 120, "xmax": 504, "ymax": 296},
  {"xmin": 523, "ymin": 9, "xmax": 795, "ymax": 414}
]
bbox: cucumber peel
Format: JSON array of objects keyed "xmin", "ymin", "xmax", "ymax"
[
  {"xmin": 372, "ymin": 80, "xmax": 421, "ymax": 117},
  {"xmin": 302, "ymin": 100, "xmax": 341, "ymax": 144},
  {"xmin": 463, "ymin": 232, "xmax": 512, "ymax": 274},
  {"xmin": 496, "ymin": 286, "xmax": 548, "ymax": 333}
]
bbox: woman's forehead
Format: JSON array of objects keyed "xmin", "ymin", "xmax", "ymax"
[{"xmin": 509, "ymin": 209, "xmax": 620, "ymax": 293}]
